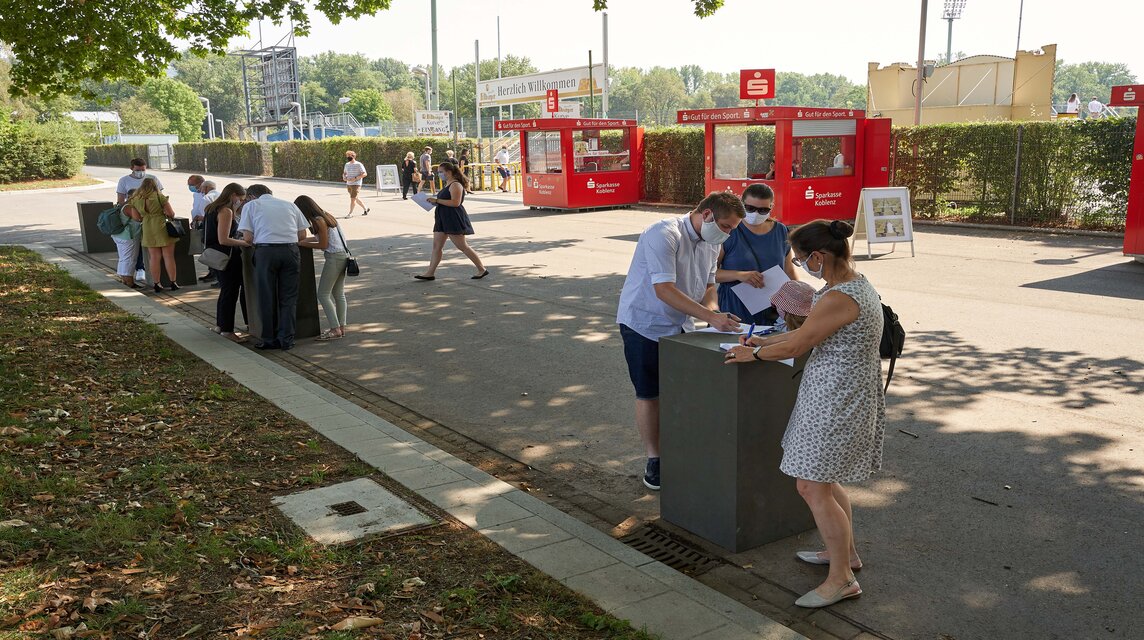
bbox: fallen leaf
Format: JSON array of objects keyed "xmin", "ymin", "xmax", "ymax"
[
  {"xmin": 420, "ymin": 610, "xmax": 445, "ymax": 624},
  {"xmin": 0, "ymin": 519, "xmax": 29, "ymax": 529},
  {"xmin": 401, "ymin": 577, "xmax": 426, "ymax": 591},
  {"xmin": 0, "ymin": 426, "xmax": 27, "ymax": 436},
  {"xmin": 331, "ymin": 617, "xmax": 384, "ymax": 631}
]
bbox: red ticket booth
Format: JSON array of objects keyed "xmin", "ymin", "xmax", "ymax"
[
  {"xmin": 1109, "ymin": 85, "xmax": 1144, "ymax": 259},
  {"xmin": 494, "ymin": 118, "xmax": 644, "ymax": 210},
  {"xmin": 675, "ymin": 106, "xmax": 892, "ymax": 225}
]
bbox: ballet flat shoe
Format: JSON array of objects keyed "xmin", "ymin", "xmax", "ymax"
[
  {"xmin": 796, "ymin": 551, "xmax": 863, "ymax": 570},
  {"xmin": 794, "ymin": 579, "xmax": 862, "ymax": 608}
]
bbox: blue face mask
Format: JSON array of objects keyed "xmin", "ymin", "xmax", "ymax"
[{"xmin": 188, "ymin": 185, "xmax": 199, "ymax": 193}]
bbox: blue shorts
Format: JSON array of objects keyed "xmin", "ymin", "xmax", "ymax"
[
  {"xmin": 497, "ymin": 166, "xmax": 510, "ymax": 178},
  {"xmin": 620, "ymin": 324, "xmax": 660, "ymax": 400}
]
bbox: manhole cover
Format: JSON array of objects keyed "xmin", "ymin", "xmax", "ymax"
[
  {"xmin": 273, "ymin": 478, "xmax": 438, "ymax": 544},
  {"xmin": 620, "ymin": 523, "xmax": 720, "ymax": 575}
]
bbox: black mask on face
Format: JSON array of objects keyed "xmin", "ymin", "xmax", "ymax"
[{"xmin": 346, "ymin": 156, "xmax": 353, "ymax": 161}]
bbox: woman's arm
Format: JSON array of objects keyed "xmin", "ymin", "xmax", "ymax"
[
  {"xmin": 217, "ymin": 208, "xmax": 250, "ymax": 247},
  {"xmin": 123, "ymin": 204, "xmax": 142, "ymax": 222},
  {"xmin": 430, "ymin": 182, "xmax": 464, "ymax": 207},
  {"xmin": 298, "ymin": 219, "xmax": 329, "ymax": 250},
  {"xmin": 161, "ymin": 200, "xmax": 176, "ymax": 219},
  {"xmin": 725, "ymin": 290, "xmax": 859, "ymax": 362}
]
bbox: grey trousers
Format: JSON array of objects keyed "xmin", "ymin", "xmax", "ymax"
[{"xmin": 253, "ymin": 244, "xmax": 300, "ymax": 347}]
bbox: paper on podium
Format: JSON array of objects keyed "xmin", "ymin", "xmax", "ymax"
[
  {"xmin": 410, "ymin": 191, "xmax": 434, "ymax": 211},
  {"xmin": 731, "ymin": 265, "xmax": 791, "ymax": 315},
  {"xmin": 718, "ymin": 343, "xmax": 795, "ymax": 367}
]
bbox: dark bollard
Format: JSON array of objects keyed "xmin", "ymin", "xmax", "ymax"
[
  {"xmin": 659, "ymin": 331, "xmax": 816, "ymax": 553},
  {"xmin": 239, "ymin": 246, "xmax": 319, "ymax": 343},
  {"xmin": 143, "ymin": 217, "xmax": 198, "ymax": 287},
  {"xmin": 77, "ymin": 201, "xmax": 118, "ymax": 254}
]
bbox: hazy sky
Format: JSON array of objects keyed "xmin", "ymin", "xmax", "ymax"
[{"xmin": 240, "ymin": 0, "xmax": 1143, "ymax": 85}]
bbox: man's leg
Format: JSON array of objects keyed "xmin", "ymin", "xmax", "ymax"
[
  {"xmin": 635, "ymin": 398, "xmax": 660, "ymax": 459},
  {"xmin": 253, "ymin": 248, "xmax": 277, "ymax": 346},
  {"xmin": 620, "ymin": 324, "xmax": 662, "ymax": 489},
  {"xmin": 277, "ymin": 246, "xmax": 301, "ymax": 348}
]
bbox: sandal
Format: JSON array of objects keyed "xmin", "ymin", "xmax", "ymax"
[
  {"xmin": 316, "ymin": 330, "xmax": 343, "ymax": 341},
  {"xmin": 222, "ymin": 332, "xmax": 247, "ymax": 344}
]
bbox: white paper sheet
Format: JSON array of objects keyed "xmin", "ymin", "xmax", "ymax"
[
  {"xmin": 718, "ymin": 343, "xmax": 794, "ymax": 367},
  {"xmin": 731, "ymin": 265, "xmax": 792, "ymax": 315},
  {"xmin": 695, "ymin": 324, "xmax": 770, "ymax": 335},
  {"xmin": 410, "ymin": 191, "xmax": 434, "ymax": 211}
]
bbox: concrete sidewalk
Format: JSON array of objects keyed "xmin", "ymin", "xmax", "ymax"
[{"xmin": 35, "ymin": 242, "xmax": 806, "ymax": 640}]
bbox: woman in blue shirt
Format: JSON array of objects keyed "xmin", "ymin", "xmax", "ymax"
[{"xmin": 715, "ymin": 183, "xmax": 799, "ymax": 324}]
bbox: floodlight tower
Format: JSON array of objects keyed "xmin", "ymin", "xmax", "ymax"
[{"xmin": 942, "ymin": 0, "xmax": 967, "ymax": 65}]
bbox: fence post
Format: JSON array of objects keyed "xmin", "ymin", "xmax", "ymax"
[{"xmin": 1010, "ymin": 124, "xmax": 1024, "ymax": 225}]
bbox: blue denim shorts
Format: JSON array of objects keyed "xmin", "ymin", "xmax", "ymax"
[{"xmin": 620, "ymin": 324, "xmax": 660, "ymax": 400}]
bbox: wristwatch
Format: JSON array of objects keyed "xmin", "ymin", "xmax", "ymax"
[{"xmin": 752, "ymin": 346, "xmax": 763, "ymax": 360}]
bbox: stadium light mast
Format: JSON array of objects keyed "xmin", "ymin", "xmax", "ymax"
[{"xmin": 942, "ymin": 0, "xmax": 967, "ymax": 65}]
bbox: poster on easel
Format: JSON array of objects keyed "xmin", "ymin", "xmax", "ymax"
[
  {"xmin": 375, "ymin": 164, "xmax": 401, "ymax": 196},
  {"xmin": 853, "ymin": 187, "xmax": 915, "ymax": 258}
]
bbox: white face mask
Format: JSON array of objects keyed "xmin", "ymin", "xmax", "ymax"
[
  {"xmin": 131, "ymin": 170, "xmax": 145, "ymax": 179},
  {"xmin": 800, "ymin": 253, "xmax": 824, "ymax": 279},
  {"xmin": 699, "ymin": 213, "xmax": 730, "ymax": 245},
  {"xmin": 744, "ymin": 211, "xmax": 771, "ymax": 225}
]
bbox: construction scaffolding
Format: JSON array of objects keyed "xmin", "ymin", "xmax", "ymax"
[{"xmin": 235, "ymin": 38, "xmax": 300, "ymax": 140}]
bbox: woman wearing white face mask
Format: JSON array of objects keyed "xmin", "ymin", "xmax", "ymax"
[
  {"xmin": 715, "ymin": 183, "xmax": 798, "ymax": 325},
  {"xmin": 724, "ymin": 219, "xmax": 885, "ymax": 610}
]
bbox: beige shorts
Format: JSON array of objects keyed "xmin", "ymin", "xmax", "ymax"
[{"xmin": 347, "ymin": 184, "xmax": 361, "ymax": 197}]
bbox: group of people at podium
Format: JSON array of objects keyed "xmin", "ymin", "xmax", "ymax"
[{"xmin": 616, "ymin": 183, "xmax": 886, "ymax": 609}]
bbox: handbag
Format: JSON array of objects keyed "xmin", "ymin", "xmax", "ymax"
[
  {"xmin": 187, "ymin": 229, "xmax": 205, "ymax": 255},
  {"xmin": 197, "ymin": 247, "xmax": 231, "ymax": 270},
  {"xmin": 165, "ymin": 219, "xmax": 186, "ymax": 238},
  {"xmin": 336, "ymin": 225, "xmax": 359, "ymax": 277},
  {"xmin": 412, "ymin": 170, "xmax": 422, "ymax": 183}
]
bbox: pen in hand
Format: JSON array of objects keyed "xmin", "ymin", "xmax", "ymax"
[{"xmin": 747, "ymin": 323, "xmax": 755, "ymax": 338}]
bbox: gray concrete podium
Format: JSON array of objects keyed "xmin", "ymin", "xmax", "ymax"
[
  {"xmin": 143, "ymin": 217, "xmax": 197, "ymax": 287},
  {"xmin": 77, "ymin": 201, "xmax": 117, "ymax": 254},
  {"xmin": 659, "ymin": 331, "xmax": 816, "ymax": 552},
  {"xmin": 240, "ymin": 246, "xmax": 319, "ymax": 343}
]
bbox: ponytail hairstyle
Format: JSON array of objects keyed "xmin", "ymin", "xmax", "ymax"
[
  {"xmin": 789, "ymin": 219, "xmax": 854, "ymax": 262},
  {"xmin": 293, "ymin": 195, "xmax": 339, "ymax": 233}
]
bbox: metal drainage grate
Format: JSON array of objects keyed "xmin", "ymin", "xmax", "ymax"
[
  {"xmin": 328, "ymin": 501, "xmax": 368, "ymax": 517},
  {"xmin": 619, "ymin": 524, "xmax": 719, "ymax": 575}
]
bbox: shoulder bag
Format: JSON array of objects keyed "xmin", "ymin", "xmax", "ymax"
[
  {"xmin": 165, "ymin": 218, "xmax": 187, "ymax": 238},
  {"xmin": 336, "ymin": 226, "xmax": 359, "ymax": 276}
]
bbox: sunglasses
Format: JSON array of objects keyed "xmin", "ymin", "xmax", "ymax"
[{"xmin": 744, "ymin": 204, "xmax": 772, "ymax": 214}]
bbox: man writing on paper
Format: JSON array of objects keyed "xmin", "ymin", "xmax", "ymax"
[
  {"xmin": 616, "ymin": 192, "xmax": 746, "ymax": 491},
  {"xmin": 715, "ymin": 184, "xmax": 799, "ymax": 326}
]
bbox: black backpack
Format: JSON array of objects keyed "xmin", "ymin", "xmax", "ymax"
[{"xmin": 879, "ymin": 303, "xmax": 905, "ymax": 392}]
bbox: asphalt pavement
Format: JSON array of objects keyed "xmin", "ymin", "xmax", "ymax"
[{"xmin": 3, "ymin": 165, "xmax": 1142, "ymax": 640}]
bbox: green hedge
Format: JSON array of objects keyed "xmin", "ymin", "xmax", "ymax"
[
  {"xmin": 84, "ymin": 144, "xmax": 150, "ymax": 168},
  {"xmin": 272, "ymin": 137, "xmax": 474, "ymax": 185},
  {"xmin": 174, "ymin": 141, "xmax": 266, "ymax": 176},
  {"xmin": 643, "ymin": 126, "xmax": 705, "ymax": 205},
  {"xmin": 891, "ymin": 118, "xmax": 1134, "ymax": 230},
  {"xmin": 0, "ymin": 117, "xmax": 85, "ymax": 183}
]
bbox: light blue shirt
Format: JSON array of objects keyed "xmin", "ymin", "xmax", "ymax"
[
  {"xmin": 190, "ymin": 191, "xmax": 206, "ymax": 219},
  {"xmin": 616, "ymin": 215, "xmax": 719, "ymax": 341}
]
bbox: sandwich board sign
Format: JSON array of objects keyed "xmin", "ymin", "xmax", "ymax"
[{"xmin": 852, "ymin": 187, "xmax": 915, "ymax": 258}]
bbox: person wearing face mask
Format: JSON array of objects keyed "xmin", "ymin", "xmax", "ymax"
[
  {"xmin": 414, "ymin": 161, "xmax": 488, "ymax": 281},
  {"xmin": 715, "ymin": 183, "xmax": 798, "ymax": 326},
  {"xmin": 203, "ymin": 183, "xmax": 252, "ymax": 343},
  {"xmin": 724, "ymin": 219, "xmax": 885, "ymax": 610},
  {"xmin": 616, "ymin": 191, "xmax": 746, "ymax": 491},
  {"xmin": 115, "ymin": 158, "xmax": 164, "ymax": 205},
  {"xmin": 342, "ymin": 151, "xmax": 370, "ymax": 218}
]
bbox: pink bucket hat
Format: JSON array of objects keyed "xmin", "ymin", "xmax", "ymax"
[{"xmin": 771, "ymin": 280, "xmax": 815, "ymax": 317}]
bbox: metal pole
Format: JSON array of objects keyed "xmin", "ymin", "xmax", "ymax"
[
  {"xmin": 475, "ymin": 40, "xmax": 481, "ymax": 159},
  {"xmin": 497, "ymin": 16, "xmax": 502, "ymax": 122},
  {"xmin": 588, "ymin": 50, "xmax": 594, "ymax": 118},
  {"xmin": 602, "ymin": 12, "xmax": 610, "ymax": 117},
  {"xmin": 914, "ymin": 0, "xmax": 928, "ymax": 126},
  {"xmin": 431, "ymin": 0, "xmax": 439, "ymax": 110},
  {"xmin": 453, "ymin": 70, "xmax": 458, "ymax": 148},
  {"xmin": 217, "ymin": 119, "xmax": 225, "ymax": 139},
  {"xmin": 946, "ymin": 18, "xmax": 953, "ymax": 65},
  {"xmin": 1016, "ymin": 0, "xmax": 1025, "ymax": 52}
]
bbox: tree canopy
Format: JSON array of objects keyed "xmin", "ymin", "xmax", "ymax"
[{"xmin": 1053, "ymin": 60, "xmax": 1137, "ymax": 105}]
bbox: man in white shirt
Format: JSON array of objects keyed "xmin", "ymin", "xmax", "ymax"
[
  {"xmin": 494, "ymin": 145, "xmax": 511, "ymax": 192},
  {"xmin": 200, "ymin": 180, "xmax": 220, "ymax": 206},
  {"xmin": 1087, "ymin": 96, "xmax": 1104, "ymax": 119},
  {"xmin": 238, "ymin": 184, "xmax": 310, "ymax": 351},
  {"xmin": 115, "ymin": 158, "xmax": 164, "ymax": 204},
  {"xmin": 342, "ymin": 150, "xmax": 370, "ymax": 218},
  {"xmin": 186, "ymin": 174, "xmax": 213, "ymax": 281},
  {"xmin": 615, "ymin": 191, "xmax": 745, "ymax": 490}
]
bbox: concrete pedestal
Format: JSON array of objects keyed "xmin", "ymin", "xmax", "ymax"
[
  {"xmin": 143, "ymin": 217, "xmax": 197, "ymax": 287},
  {"xmin": 241, "ymin": 246, "xmax": 319, "ymax": 343},
  {"xmin": 77, "ymin": 201, "xmax": 117, "ymax": 254},
  {"xmin": 659, "ymin": 331, "xmax": 815, "ymax": 553}
]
